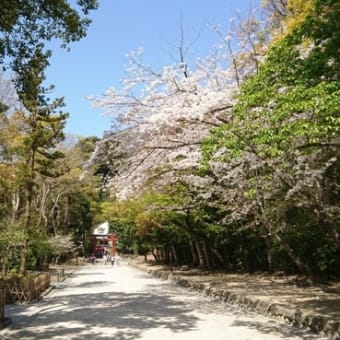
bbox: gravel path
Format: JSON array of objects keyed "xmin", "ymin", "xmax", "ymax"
[{"xmin": 0, "ymin": 260, "xmax": 327, "ymax": 340}]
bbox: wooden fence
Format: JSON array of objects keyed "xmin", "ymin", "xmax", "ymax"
[
  {"xmin": 49, "ymin": 267, "xmax": 65, "ymax": 282},
  {"xmin": 4, "ymin": 271, "xmax": 51, "ymax": 303}
]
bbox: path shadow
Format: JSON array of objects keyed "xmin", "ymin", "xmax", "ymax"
[
  {"xmin": 3, "ymin": 290, "xmax": 199, "ymax": 340},
  {"xmin": 71, "ymin": 281, "xmax": 117, "ymax": 289}
]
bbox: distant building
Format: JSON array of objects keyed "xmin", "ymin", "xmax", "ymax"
[{"xmin": 90, "ymin": 221, "xmax": 118, "ymax": 257}]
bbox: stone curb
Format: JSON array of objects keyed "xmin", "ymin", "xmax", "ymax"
[{"xmin": 130, "ymin": 262, "xmax": 340, "ymax": 340}]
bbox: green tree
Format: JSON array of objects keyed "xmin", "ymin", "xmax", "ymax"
[
  {"xmin": 203, "ymin": 0, "xmax": 340, "ymax": 276},
  {"xmin": 12, "ymin": 47, "xmax": 68, "ymax": 273},
  {"xmin": 0, "ymin": 0, "xmax": 98, "ymax": 68},
  {"xmin": 0, "ymin": 1, "xmax": 101, "ymax": 274}
]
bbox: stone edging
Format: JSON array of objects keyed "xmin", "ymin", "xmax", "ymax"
[{"xmin": 130, "ymin": 262, "xmax": 340, "ymax": 340}]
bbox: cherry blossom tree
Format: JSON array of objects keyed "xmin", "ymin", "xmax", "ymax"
[
  {"xmin": 82, "ymin": 4, "xmax": 339, "ymax": 276},
  {"xmin": 86, "ymin": 39, "xmax": 242, "ymax": 200},
  {"xmin": 86, "ymin": 6, "xmax": 272, "ymax": 202},
  {"xmin": 202, "ymin": 0, "xmax": 340, "ymax": 276}
]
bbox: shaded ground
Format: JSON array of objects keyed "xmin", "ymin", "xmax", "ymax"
[
  {"xmin": 0, "ymin": 259, "xmax": 330, "ymax": 340},
  {"xmin": 128, "ymin": 256, "xmax": 340, "ymax": 339}
]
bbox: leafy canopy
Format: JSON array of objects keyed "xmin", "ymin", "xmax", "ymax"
[
  {"xmin": 203, "ymin": 0, "xmax": 340, "ymax": 164},
  {"xmin": 0, "ymin": 0, "xmax": 99, "ymax": 68}
]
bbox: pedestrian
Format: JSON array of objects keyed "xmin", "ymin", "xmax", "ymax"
[
  {"xmin": 110, "ymin": 254, "xmax": 114, "ymax": 266},
  {"xmin": 103, "ymin": 254, "xmax": 107, "ymax": 264},
  {"xmin": 114, "ymin": 253, "xmax": 120, "ymax": 267},
  {"xmin": 91, "ymin": 253, "xmax": 96, "ymax": 264}
]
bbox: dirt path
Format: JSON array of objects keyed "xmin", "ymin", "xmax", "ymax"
[{"xmin": 0, "ymin": 260, "xmax": 328, "ymax": 340}]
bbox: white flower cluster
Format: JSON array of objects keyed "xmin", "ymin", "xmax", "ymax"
[{"xmin": 85, "ymin": 15, "xmax": 268, "ymax": 200}]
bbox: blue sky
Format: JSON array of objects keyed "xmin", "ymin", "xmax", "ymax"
[{"xmin": 45, "ymin": 0, "xmax": 261, "ymax": 138}]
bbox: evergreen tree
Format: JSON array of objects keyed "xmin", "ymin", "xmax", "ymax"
[
  {"xmin": 0, "ymin": 0, "xmax": 98, "ymax": 69},
  {"xmin": 12, "ymin": 46, "xmax": 68, "ymax": 273}
]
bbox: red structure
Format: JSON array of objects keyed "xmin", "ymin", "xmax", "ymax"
[
  {"xmin": 90, "ymin": 221, "xmax": 118, "ymax": 257},
  {"xmin": 91, "ymin": 234, "xmax": 118, "ymax": 257}
]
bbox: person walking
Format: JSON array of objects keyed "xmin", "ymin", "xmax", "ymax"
[{"xmin": 114, "ymin": 253, "xmax": 120, "ymax": 267}]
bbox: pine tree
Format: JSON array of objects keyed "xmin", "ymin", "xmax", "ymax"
[{"xmin": 13, "ymin": 46, "xmax": 68, "ymax": 273}]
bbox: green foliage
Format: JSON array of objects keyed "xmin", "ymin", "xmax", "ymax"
[
  {"xmin": 0, "ymin": 224, "xmax": 27, "ymax": 274},
  {"xmin": 2, "ymin": 0, "xmax": 338, "ymax": 278},
  {"xmin": 27, "ymin": 232, "xmax": 50, "ymax": 269},
  {"xmin": 0, "ymin": 2, "xmax": 100, "ymax": 273},
  {"xmin": 0, "ymin": 0, "xmax": 99, "ymax": 68},
  {"xmin": 204, "ymin": 0, "xmax": 339, "ymax": 163},
  {"xmin": 200, "ymin": 0, "xmax": 340, "ymax": 277},
  {"xmin": 79, "ymin": 136, "xmax": 99, "ymax": 157}
]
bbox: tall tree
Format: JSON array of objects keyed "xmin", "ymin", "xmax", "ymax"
[
  {"xmin": 202, "ymin": 0, "xmax": 340, "ymax": 275},
  {"xmin": 0, "ymin": 1, "xmax": 100, "ymax": 273},
  {"xmin": 13, "ymin": 46, "xmax": 68, "ymax": 273},
  {"xmin": 0, "ymin": 0, "xmax": 98, "ymax": 68}
]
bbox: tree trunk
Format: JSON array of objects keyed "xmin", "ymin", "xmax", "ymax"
[
  {"xmin": 322, "ymin": 221, "xmax": 340, "ymax": 251},
  {"xmin": 195, "ymin": 240, "xmax": 206, "ymax": 268},
  {"xmin": 211, "ymin": 247, "xmax": 226, "ymax": 267},
  {"xmin": 202, "ymin": 240, "xmax": 212, "ymax": 269},
  {"xmin": 189, "ymin": 239, "xmax": 198, "ymax": 267},
  {"xmin": 264, "ymin": 235, "xmax": 273, "ymax": 273},
  {"xmin": 171, "ymin": 244, "xmax": 178, "ymax": 266},
  {"xmin": 159, "ymin": 248, "xmax": 166, "ymax": 263},
  {"xmin": 20, "ymin": 147, "xmax": 36, "ymax": 274},
  {"xmin": 63, "ymin": 195, "xmax": 70, "ymax": 233},
  {"xmin": 11, "ymin": 189, "xmax": 20, "ymax": 223},
  {"xmin": 20, "ymin": 183, "xmax": 33, "ymax": 274},
  {"xmin": 257, "ymin": 207, "xmax": 311, "ymax": 276},
  {"xmin": 37, "ymin": 182, "xmax": 49, "ymax": 231},
  {"xmin": 273, "ymin": 232, "xmax": 311, "ymax": 275},
  {"xmin": 151, "ymin": 249, "xmax": 159, "ymax": 262}
]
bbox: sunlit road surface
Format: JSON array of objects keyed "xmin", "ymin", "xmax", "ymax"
[{"xmin": 0, "ymin": 260, "xmax": 326, "ymax": 340}]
